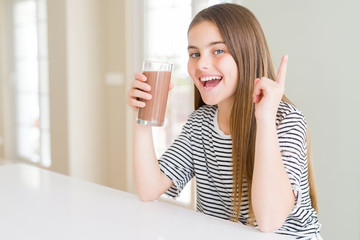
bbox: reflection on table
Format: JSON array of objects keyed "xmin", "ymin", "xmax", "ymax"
[{"xmin": 0, "ymin": 163, "xmax": 294, "ymax": 240}]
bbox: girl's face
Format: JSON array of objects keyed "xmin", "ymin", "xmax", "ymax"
[{"xmin": 187, "ymin": 21, "xmax": 238, "ymax": 107}]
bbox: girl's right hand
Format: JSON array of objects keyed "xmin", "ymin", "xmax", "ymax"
[{"xmin": 126, "ymin": 73, "xmax": 152, "ymax": 111}]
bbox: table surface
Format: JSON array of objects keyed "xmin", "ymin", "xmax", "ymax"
[{"xmin": 0, "ymin": 163, "xmax": 294, "ymax": 240}]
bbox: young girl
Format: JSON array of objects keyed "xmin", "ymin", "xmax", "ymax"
[{"xmin": 127, "ymin": 3, "xmax": 321, "ymax": 240}]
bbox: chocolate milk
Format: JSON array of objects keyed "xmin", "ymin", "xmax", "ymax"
[{"xmin": 137, "ymin": 71, "xmax": 171, "ymax": 126}]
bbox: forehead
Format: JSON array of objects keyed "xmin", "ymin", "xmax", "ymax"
[{"xmin": 188, "ymin": 21, "xmax": 224, "ymax": 46}]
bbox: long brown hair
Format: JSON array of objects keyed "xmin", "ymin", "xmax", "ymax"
[{"xmin": 188, "ymin": 3, "xmax": 318, "ymax": 223}]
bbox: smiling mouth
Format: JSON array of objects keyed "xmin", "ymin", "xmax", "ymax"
[{"xmin": 200, "ymin": 76, "xmax": 223, "ymax": 88}]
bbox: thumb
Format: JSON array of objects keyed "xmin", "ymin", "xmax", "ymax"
[{"xmin": 253, "ymin": 78, "xmax": 261, "ymax": 103}]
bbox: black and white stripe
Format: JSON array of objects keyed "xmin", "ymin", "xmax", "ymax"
[{"xmin": 159, "ymin": 102, "xmax": 321, "ymax": 239}]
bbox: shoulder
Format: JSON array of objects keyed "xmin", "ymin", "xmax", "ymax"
[
  {"xmin": 181, "ymin": 105, "xmax": 217, "ymax": 135},
  {"xmin": 188, "ymin": 104, "xmax": 217, "ymax": 122},
  {"xmin": 276, "ymin": 101, "xmax": 307, "ymax": 138},
  {"xmin": 179, "ymin": 105, "xmax": 217, "ymax": 135},
  {"xmin": 276, "ymin": 101, "xmax": 306, "ymax": 124}
]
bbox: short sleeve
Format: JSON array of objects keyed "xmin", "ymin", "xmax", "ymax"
[
  {"xmin": 158, "ymin": 119, "xmax": 194, "ymax": 198},
  {"xmin": 277, "ymin": 109, "xmax": 307, "ymax": 211}
]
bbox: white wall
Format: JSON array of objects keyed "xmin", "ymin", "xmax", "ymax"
[
  {"xmin": 47, "ymin": 0, "xmax": 69, "ymax": 174},
  {"xmin": 124, "ymin": 0, "xmax": 145, "ymax": 193},
  {"xmin": 0, "ymin": 0, "xmax": 128, "ymax": 188},
  {"xmin": 0, "ymin": 0, "xmax": 17, "ymax": 161},
  {"xmin": 0, "ymin": 0, "xmax": 5, "ymax": 158},
  {"xmin": 65, "ymin": 0, "xmax": 107, "ymax": 185},
  {"xmin": 104, "ymin": 0, "xmax": 128, "ymax": 191},
  {"xmin": 242, "ymin": 0, "xmax": 360, "ymax": 239},
  {"xmin": 46, "ymin": 0, "xmax": 128, "ymax": 188}
]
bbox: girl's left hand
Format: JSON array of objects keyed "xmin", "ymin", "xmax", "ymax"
[{"xmin": 253, "ymin": 55, "xmax": 288, "ymax": 122}]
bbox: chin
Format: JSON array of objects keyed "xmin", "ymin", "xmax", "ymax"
[{"xmin": 201, "ymin": 97, "xmax": 218, "ymax": 106}]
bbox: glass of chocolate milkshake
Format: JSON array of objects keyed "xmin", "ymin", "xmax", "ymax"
[{"xmin": 136, "ymin": 60, "xmax": 173, "ymax": 127}]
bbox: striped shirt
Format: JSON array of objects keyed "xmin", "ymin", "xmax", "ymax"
[{"xmin": 158, "ymin": 102, "xmax": 321, "ymax": 239}]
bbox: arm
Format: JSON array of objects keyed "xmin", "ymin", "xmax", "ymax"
[
  {"xmin": 127, "ymin": 73, "xmax": 173, "ymax": 201},
  {"xmin": 252, "ymin": 118, "xmax": 295, "ymax": 232},
  {"xmin": 252, "ymin": 55, "xmax": 294, "ymax": 232}
]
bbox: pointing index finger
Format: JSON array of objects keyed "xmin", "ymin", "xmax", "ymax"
[{"xmin": 276, "ymin": 54, "xmax": 288, "ymax": 85}]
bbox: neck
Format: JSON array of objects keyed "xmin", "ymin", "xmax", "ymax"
[{"xmin": 217, "ymin": 99, "xmax": 233, "ymax": 135}]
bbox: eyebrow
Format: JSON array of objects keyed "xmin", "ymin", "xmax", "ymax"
[{"xmin": 187, "ymin": 41, "xmax": 226, "ymax": 50}]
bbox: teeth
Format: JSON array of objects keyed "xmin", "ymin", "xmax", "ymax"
[{"xmin": 200, "ymin": 76, "xmax": 222, "ymax": 82}]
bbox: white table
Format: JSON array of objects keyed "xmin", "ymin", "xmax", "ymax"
[{"xmin": 0, "ymin": 163, "xmax": 294, "ymax": 239}]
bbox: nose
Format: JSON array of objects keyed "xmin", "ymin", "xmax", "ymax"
[{"xmin": 197, "ymin": 55, "xmax": 210, "ymax": 70}]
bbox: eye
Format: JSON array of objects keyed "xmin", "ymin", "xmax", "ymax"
[
  {"xmin": 189, "ymin": 52, "xmax": 200, "ymax": 58},
  {"xmin": 214, "ymin": 49, "xmax": 224, "ymax": 55}
]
